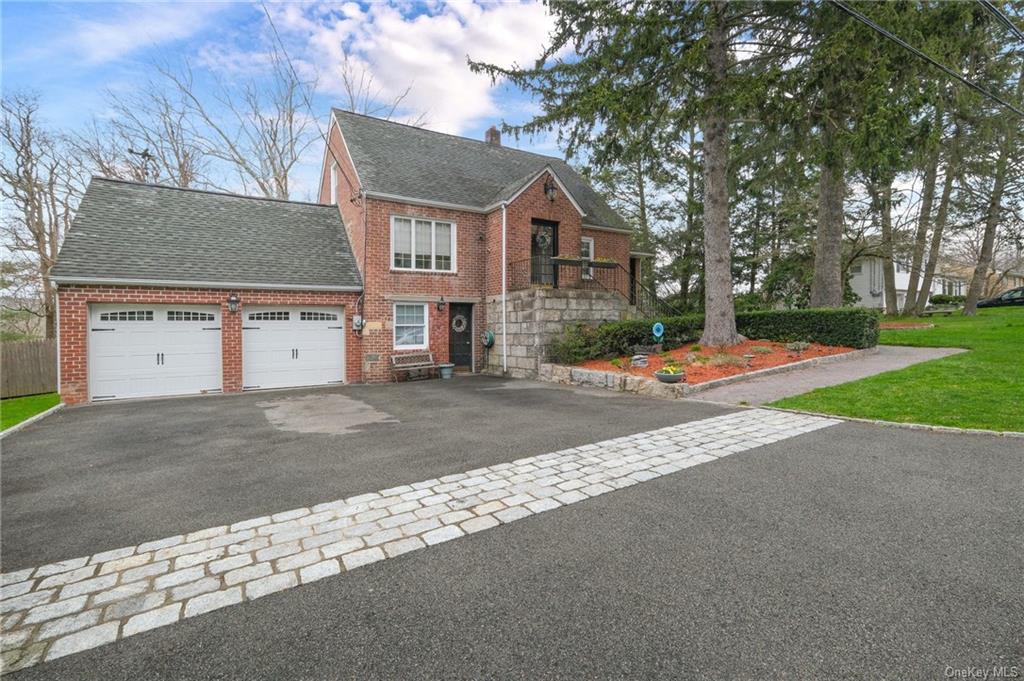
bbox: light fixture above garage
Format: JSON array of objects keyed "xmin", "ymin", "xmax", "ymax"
[
  {"xmin": 543, "ymin": 177, "xmax": 557, "ymax": 202},
  {"xmin": 227, "ymin": 292, "xmax": 240, "ymax": 313}
]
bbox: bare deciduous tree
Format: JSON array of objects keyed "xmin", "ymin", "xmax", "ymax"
[
  {"xmin": 70, "ymin": 83, "xmax": 208, "ymax": 188},
  {"xmin": 159, "ymin": 44, "xmax": 317, "ymax": 199},
  {"xmin": 1, "ymin": 92, "xmax": 84, "ymax": 338}
]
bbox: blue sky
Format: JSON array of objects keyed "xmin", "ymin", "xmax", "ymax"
[{"xmin": 2, "ymin": 1, "xmax": 562, "ymax": 198}]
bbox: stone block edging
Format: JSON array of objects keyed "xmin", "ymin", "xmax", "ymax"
[
  {"xmin": 0, "ymin": 403, "xmax": 63, "ymax": 441},
  {"xmin": 539, "ymin": 346, "xmax": 880, "ymax": 399}
]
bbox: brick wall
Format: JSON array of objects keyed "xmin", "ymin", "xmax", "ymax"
[
  {"xmin": 583, "ymin": 227, "xmax": 632, "ymax": 298},
  {"xmin": 57, "ymin": 286, "xmax": 362, "ymax": 405},
  {"xmin": 319, "ymin": 120, "xmax": 366, "ymax": 271}
]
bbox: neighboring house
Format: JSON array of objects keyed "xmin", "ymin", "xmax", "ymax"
[
  {"xmin": 939, "ymin": 264, "xmax": 1024, "ymax": 299},
  {"xmin": 848, "ymin": 255, "xmax": 966, "ymax": 310},
  {"xmin": 51, "ymin": 110, "xmax": 645, "ymax": 404}
]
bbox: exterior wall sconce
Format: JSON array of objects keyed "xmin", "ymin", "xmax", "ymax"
[
  {"xmin": 544, "ymin": 177, "xmax": 557, "ymax": 202},
  {"xmin": 227, "ymin": 292, "xmax": 240, "ymax": 313},
  {"xmin": 436, "ymin": 296, "xmax": 446, "ymax": 311}
]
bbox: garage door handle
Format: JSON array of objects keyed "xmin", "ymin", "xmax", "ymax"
[
  {"xmin": 91, "ymin": 328, "xmax": 115, "ymax": 332},
  {"xmin": 203, "ymin": 327, "xmax": 221, "ymax": 331}
]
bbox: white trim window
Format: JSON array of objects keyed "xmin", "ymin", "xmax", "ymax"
[
  {"xmin": 330, "ymin": 162, "xmax": 338, "ymax": 204},
  {"xmin": 394, "ymin": 303, "xmax": 428, "ymax": 349},
  {"xmin": 391, "ymin": 216, "xmax": 456, "ymax": 272},
  {"xmin": 580, "ymin": 236, "xmax": 595, "ymax": 279}
]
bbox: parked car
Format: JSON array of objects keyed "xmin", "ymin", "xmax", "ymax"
[{"xmin": 976, "ymin": 287, "xmax": 1024, "ymax": 308}]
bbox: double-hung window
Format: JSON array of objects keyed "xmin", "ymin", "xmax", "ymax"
[
  {"xmin": 394, "ymin": 303, "xmax": 428, "ymax": 349},
  {"xmin": 391, "ymin": 217, "xmax": 455, "ymax": 272},
  {"xmin": 580, "ymin": 236, "xmax": 595, "ymax": 279}
]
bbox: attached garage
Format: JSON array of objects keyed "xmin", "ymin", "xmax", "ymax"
[
  {"xmin": 51, "ymin": 178, "xmax": 364, "ymax": 404},
  {"xmin": 242, "ymin": 306, "xmax": 345, "ymax": 390},
  {"xmin": 88, "ymin": 304, "xmax": 222, "ymax": 401}
]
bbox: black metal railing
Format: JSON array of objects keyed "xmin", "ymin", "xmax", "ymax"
[{"xmin": 507, "ymin": 258, "xmax": 681, "ymax": 318}]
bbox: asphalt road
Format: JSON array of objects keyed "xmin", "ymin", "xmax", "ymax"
[
  {"xmin": 8, "ymin": 416, "xmax": 1023, "ymax": 679},
  {"xmin": 1, "ymin": 376, "xmax": 728, "ymax": 570}
]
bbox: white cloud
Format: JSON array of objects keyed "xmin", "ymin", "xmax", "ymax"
[
  {"xmin": 68, "ymin": 3, "xmax": 227, "ymax": 65},
  {"xmin": 268, "ymin": 1, "xmax": 558, "ymax": 135}
]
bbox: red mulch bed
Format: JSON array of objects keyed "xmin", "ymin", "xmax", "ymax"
[{"xmin": 577, "ymin": 339, "xmax": 854, "ymax": 385}]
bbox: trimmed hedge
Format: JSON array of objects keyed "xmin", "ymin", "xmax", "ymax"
[
  {"xmin": 548, "ymin": 308, "xmax": 879, "ymax": 364},
  {"xmin": 928, "ymin": 294, "xmax": 965, "ymax": 306},
  {"xmin": 736, "ymin": 308, "xmax": 880, "ymax": 349}
]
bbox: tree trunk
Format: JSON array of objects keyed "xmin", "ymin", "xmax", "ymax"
[
  {"xmin": 876, "ymin": 179, "xmax": 899, "ymax": 315},
  {"xmin": 903, "ymin": 134, "xmax": 940, "ymax": 313},
  {"xmin": 810, "ymin": 124, "xmax": 846, "ymax": 308},
  {"xmin": 915, "ymin": 127, "xmax": 959, "ymax": 315},
  {"xmin": 964, "ymin": 74, "xmax": 1020, "ymax": 315},
  {"xmin": 963, "ymin": 140, "xmax": 1010, "ymax": 314},
  {"xmin": 699, "ymin": 1, "xmax": 740, "ymax": 347}
]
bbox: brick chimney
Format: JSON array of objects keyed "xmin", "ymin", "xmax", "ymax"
[{"xmin": 485, "ymin": 125, "xmax": 501, "ymax": 146}]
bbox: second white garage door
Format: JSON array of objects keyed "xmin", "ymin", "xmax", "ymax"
[{"xmin": 242, "ymin": 306, "xmax": 345, "ymax": 390}]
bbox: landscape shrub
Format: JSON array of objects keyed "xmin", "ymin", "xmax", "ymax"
[
  {"xmin": 928, "ymin": 294, "xmax": 965, "ymax": 306},
  {"xmin": 736, "ymin": 308, "xmax": 880, "ymax": 349},
  {"xmin": 548, "ymin": 307, "xmax": 879, "ymax": 364}
]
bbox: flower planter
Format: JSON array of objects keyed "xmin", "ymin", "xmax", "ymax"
[
  {"xmin": 588, "ymin": 260, "xmax": 618, "ymax": 269},
  {"xmin": 439, "ymin": 363, "xmax": 455, "ymax": 379},
  {"xmin": 654, "ymin": 371, "xmax": 684, "ymax": 384}
]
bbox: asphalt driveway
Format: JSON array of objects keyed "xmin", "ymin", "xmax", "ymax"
[
  {"xmin": 1, "ymin": 376, "xmax": 729, "ymax": 570},
  {"xmin": 7, "ymin": 417, "xmax": 1022, "ymax": 680}
]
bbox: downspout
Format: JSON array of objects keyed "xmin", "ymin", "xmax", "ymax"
[
  {"xmin": 55, "ymin": 288, "xmax": 61, "ymax": 398},
  {"xmin": 501, "ymin": 201, "xmax": 508, "ymax": 375}
]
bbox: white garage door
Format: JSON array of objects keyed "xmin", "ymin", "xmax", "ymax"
[
  {"xmin": 242, "ymin": 306, "xmax": 345, "ymax": 390},
  {"xmin": 88, "ymin": 304, "xmax": 222, "ymax": 401}
]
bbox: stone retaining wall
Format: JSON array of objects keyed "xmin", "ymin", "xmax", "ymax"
[{"xmin": 484, "ymin": 288, "xmax": 633, "ymax": 378}]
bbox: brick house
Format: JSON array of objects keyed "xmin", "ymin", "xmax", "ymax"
[{"xmin": 51, "ymin": 110, "xmax": 647, "ymax": 404}]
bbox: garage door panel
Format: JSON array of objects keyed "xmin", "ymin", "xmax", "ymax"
[
  {"xmin": 242, "ymin": 306, "xmax": 344, "ymax": 390},
  {"xmin": 88, "ymin": 305, "xmax": 222, "ymax": 401}
]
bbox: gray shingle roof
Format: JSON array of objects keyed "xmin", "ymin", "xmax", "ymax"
[
  {"xmin": 51, "ymin": 178, "xmax": 362, "ymax": 290},
  {"xmin": 333, "ymin": 109, "xmax": 629, "ymax": 231}
]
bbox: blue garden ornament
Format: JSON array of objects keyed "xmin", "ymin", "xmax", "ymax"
[{"xmin": 652, "ymin": 321, "xmax": 665, "ymax": 341}]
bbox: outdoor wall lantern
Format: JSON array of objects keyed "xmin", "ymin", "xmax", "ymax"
[
  {"xmin": 436, "ymin": 296, "xmax": 446, "ymax": 311},
  {"xmin": 544, "ymin": 177, "xmax": 558, "ymax": 202},
  {"xmin": 227, "ymin": 292, "xmax": 241, "ymax": 313}
]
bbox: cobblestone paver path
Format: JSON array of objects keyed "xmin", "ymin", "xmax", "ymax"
[{"xmin": 0, "ymin": 409, "xmax": 838, "ymax": 673}]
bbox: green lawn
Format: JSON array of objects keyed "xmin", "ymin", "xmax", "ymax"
[
  {"xmin": 770, "ymin": 307, "xmax": 1024, "ymax": 432},
  {"xmin": 1, "ymin": 393, "xmax": 60, "ymax": 431}
]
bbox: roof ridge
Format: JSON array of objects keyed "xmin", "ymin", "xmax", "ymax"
[
  {"xmin": 91, "ymin": 176, "xmax": 334, "ymax": 208},
  {"xmin": 330, "ymin": 108, "xmax": 573, "ymax": 166}
]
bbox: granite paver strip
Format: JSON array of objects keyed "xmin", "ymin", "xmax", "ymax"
[{"xmin": 0, "ymin": 409, "xmax": 837, "ymax": 673}]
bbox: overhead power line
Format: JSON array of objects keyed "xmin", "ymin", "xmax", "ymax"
[
  {"xmin": 977, "ymin": 0, "xmax": 1024, "ymax": 43},
  {"xmin": 828, "ymin": 0, "xmax": 1024, "ymax": 117}
]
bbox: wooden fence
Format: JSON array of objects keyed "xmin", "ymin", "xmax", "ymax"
[{"xmin": 1, "ymin": 339, "xmax": 58, "ymax": 399}]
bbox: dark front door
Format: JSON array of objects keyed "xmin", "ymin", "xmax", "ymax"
[
  {"xmin": 531, "ymin": 219, "xmax": 559, "ymax": 286},
  {"xmin": 448, "ymin": 303, "xmax": 473, "ymax": 369}
]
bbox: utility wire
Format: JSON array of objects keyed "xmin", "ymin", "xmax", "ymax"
[
  {"xmin": 259, "ymin": 1, "xmax": 361, "ymax": 202},
  {"xmin": 977, "ymin": 0, "xmax": 1024, "ymax": 43},
  {"xmin": 828, "ymin": 0, "xmax": 1024, "ymax": 117}
]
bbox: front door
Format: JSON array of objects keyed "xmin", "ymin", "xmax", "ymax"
[
  {"xmin": 531, "ymin": 219, "xmax": 559, "ymax": 286},
  {"xmin": 448, "ymin": 303, "xmax": 473, "ymax": 369}
]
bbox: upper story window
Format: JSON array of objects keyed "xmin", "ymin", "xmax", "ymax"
[
  {"xmin": 391, "ymin": 216, "xmax": 455, "ymax": 272},
  {"xmin": 850, "ymin": 263, "xmax": 862, "ymax": 274},
  {"xmin": 330, "ymin": 162, "xmax": 338, "ymax": 204}
]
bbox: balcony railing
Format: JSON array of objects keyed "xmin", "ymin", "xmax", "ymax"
[{"xmin": 508, "ymin": 257, "xmax": 681, "ymax": 318}]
